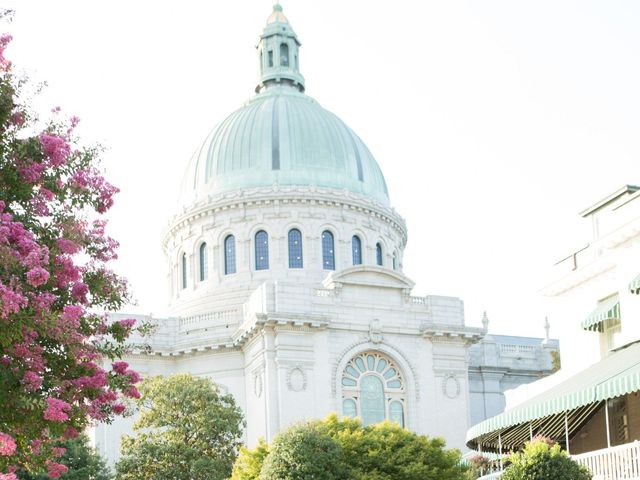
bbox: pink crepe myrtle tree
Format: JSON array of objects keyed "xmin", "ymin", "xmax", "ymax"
[{"xmin": 0, "ymin": 25, "xmax": 143, "ymax": 479}]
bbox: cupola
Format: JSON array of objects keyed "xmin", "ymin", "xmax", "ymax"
[{"xmin": 255, "ymin": 4, "xmax": 305, "ymax": 93}]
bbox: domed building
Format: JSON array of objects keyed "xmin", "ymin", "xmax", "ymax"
[{"xmin": 97, "ymin": 4, "xmax": 559, "ymax": 464}]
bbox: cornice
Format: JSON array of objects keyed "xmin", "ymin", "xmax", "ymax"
[{"xmin": 162, "ymin": 186, "xmax": 407, "ymax": 249}]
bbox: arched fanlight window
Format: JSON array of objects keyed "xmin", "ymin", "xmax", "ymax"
[
  {"xmin": 224, "ymin": 235, "xmax": 236, "ymax": 275},
  {"xmin": 255, "ymin": 230, "xmax": 269, "ymax": 271},
  {"xmin": 322, "ymin": 230, "xmax": 335, "ymax": 270},
  {"xmin": 199, "ymin": 243, "xmax": 208, "ymax": 281},
  {"xmin": 181, "ymin": 253, "xmax": 187, "ymax": 289},
  {"xmin": 392, "ymin": 251, "xmax": 397, "ymax": 271},
  {"xmin": 280, "ymin": 43, "xmax": 289, "ymax": 67},
  {"xmin": 341, "ymin": 352, "xmax": 405, "ymax": 427},
  {"xmin": 352, "ymin": 236, "xmax": 362, "ymax": 265},
  {"xmin": 376, "ymin": 243, "xmax": 383, "ymax": 266},
  {"xmin": 288, "ymin": 229, "xmax": 303, "ymax": 268}
]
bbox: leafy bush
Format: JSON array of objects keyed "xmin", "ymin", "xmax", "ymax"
[
  {"xmin": 501, "ymin": 437, "xmax": 591, "ymax": 480},
  {"xmin": 232, "ymin": 414, "xmax": 467, "ymax": 480},
  {"xmin": 259, "ymin": 423, "xmax": 346, "ymax": 480}
]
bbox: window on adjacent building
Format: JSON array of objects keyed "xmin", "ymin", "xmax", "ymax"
[
  {"xmin": 181, "ymin": 253, "xmax": 187, "ymax": 289},
  {"xmin": 352, "ymin": 235, "xmax": 362, "ymax": 265},
  {"xmin": 280, "ymin": 43, "xmax": 289, "ymax": 67},
  {"xmin": 322, "ymin": 230, "xmax": 335, "ymax": 270},
  {"xmin": 224, "ymin": 235, "xmax": 236, "ymax": 275},
  {"xmin": 255, "ymin": 230, "xmax": 269, "ymax": 270},
  {"xmin": 341, "ymin": 352, "xmax": 405, "ymax": 427},
  {"xmin": 199, "ymin": 243, "xmax": 208, "ymax": 281},
  {"xmin": 288, "ymin": 229, "xmax": 303, "ymax": 268},
  {"xmin": 376, "ymin": 243, "xmax": 383, "ymax": 266}
]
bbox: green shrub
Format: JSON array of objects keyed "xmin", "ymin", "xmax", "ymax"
[
  {"xmin": 501, "ymin": 437, "xmax": 591, "ymax": 480},
  {"xmin": 259, "ymin": 423, "xmax": 346, "ymax": 480}
]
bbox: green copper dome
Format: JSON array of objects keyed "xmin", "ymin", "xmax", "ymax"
[{"xmin": 180, "ymin": 5, "xmax": 390, "ymax": 206}]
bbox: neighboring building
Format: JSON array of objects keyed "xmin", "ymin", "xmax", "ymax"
[
  {"xmin": 468, "ymin": 320, "xmax": 559, "ymax": 428},
  {"xmin": 466, "ymin": 185, "xmax": 640, "ymax": 479},
  {"xmin": 96, "ymin": 4, "xmax": 558, "ymax": 466}
]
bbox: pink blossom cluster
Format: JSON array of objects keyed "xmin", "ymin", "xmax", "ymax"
[
  {"xmin": 0, "ymin": 433, "xmax": 16, "ymax": 456},
  {"xmin": 43, "ymin": 398, "xmax": 72, "ymax": 422},
  {"xmin": 45, "ymin": 460, "xmax": 68, "ymax": 479},
  {"xmin": 0, "ymin": 34, "xmax": 12, "ymax": 71},
  {"xmin": 69, "ymin": 168, "xmax": 119, "ymax": 213},
  {"xmin": 39, "ymin": 134, "xmax": 71, "ymax": 168}
]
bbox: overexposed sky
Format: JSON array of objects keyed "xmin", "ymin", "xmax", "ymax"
[{"xmin": 4, "ymin": 1, "xmax": 639, "ymax": 337}]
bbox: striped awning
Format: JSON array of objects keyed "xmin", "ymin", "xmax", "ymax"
[
  {"xmin": 466, "ymin": 341, "xmax": 640, "ymax": 451},
  {"xmin": 581, "ymin": 296, "xmax": 620, "ymax": 332},
  {"xmin": 630, "ymin": 274, "xmax": 640, "ymax": 295}
]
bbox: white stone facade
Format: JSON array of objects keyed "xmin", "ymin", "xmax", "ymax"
[{"xmin": 95, "ymin": 5, "xmax": 560, "ymax": 466}]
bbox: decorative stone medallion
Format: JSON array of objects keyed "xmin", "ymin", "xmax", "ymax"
[
  {"xmin": 287, "ymin": 367, "xmax": 307, "ymax": 392},
  {"xmin": 443, "ymin": 374, "xmax": 460, "ymax": 399}
]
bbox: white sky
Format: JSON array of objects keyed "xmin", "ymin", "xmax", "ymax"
[{"xmin": 4, "ymin": 0, "xmax": 639, "ymax": 338}]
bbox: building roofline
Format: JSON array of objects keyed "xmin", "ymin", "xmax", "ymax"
[{"xmin": 579, "ymin": 184, "xmax": 640, "ymax": 218}]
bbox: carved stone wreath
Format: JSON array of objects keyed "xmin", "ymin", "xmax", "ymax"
[
  {"xmin": 286, "ymin": 366, "xmax": 307, "ymax": 392},
  {"xmin": 442, "ymin": 374, "xmax": 460, "ymax": 399}
]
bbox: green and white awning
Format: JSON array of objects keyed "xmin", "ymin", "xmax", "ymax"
[
  {"xmin": 629, "ymin": 274, "xmax": 640, "ymax": 295},
  {"xmin": 581, "ymin": 295, "xmax": 620, "ymax": 332},
  {"xmin": 466, "ymin": 341, "xmax": 640, "ymax": 451}
]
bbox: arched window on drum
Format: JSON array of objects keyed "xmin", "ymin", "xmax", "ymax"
[
  {"xmin": 255, "ymin": 230, "xmax": 269, "ymax": 271},
  {"xmin": 341, "ymin": 352, "xmax": 405, "ymax": 427},
  {"xmin": 351, "ymin": 235, "xmax": 362, "ymax": 266}
]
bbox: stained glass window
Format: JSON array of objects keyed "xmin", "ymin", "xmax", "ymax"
[
  {"xmin": 199, "ymin": 243, "xmax": 208, "ymax": 281},
  {"xmin": 224, "ymin": 235, "xmax": 236, "ymax": 275},
  {"xmin": 255, "ymin": 231, "xmax": 269, "ymax": 270},
  {"xmin": 322, "ymin": 230, "xmax": 335, "ymax": 270},
  {"xmin": 343, "ymin": 398, "xmax": 357, "ymax": 418},
  {"xmin": 376, "ymin": 243, "xmax": 383, "ymax": 266},
  {"xmin": 390, "ymin": 401, "xmax": 404, "ymax": 427},
  {"xmin": 288, "ymin": 229, "xmax": 303, "ymax": 268},
  {"xmin": 352, "ymin": 236, "xmax": 362, "ymax": 265},
  {"xmin": 341, "ymin": 352, "xmax": 405, "ymax": 427},
  {"xmin": 361, "ymin": 376, "xmax": 385, "ymax": 426}
]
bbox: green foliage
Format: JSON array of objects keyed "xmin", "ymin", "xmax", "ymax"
[
  {"xmin": 17, "ymin": 434, "xmax": 112, "ymax": 480},
  {"xmin": 259, "ymin": 423, "xmax": 346, "ymax": 480},
  {"xmin": 232, "ymin": 414, "xmax": 467, "ymax": 480},
  {"xmin": 319, "ymin": 414, "xmax": 467, "ymax": 480},
  {"xmin": 501, "ymin": 438, "xmax": 591, "ymax": 480},
  {"xmin": 231, "ymin": 439, "xmax": 269, "ymax": 480},
  {"xmin": 115, "ymin": 374, "xmax": 244, "ymax": 480}
]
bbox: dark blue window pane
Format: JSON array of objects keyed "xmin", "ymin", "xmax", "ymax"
[
  {"xmin": 288, "ymin": 229, "xmax": 303, "ymax": 268},
  {"xmin": 376, "ymin": 243, "xmax": 383, "ymax": 266},
  {"xmin": 352, "ymin": 236, "xmax": 362, "ymax": 265},
  {"xmin": 322, "ymin": 231, "xmax": 335, "ymax": 270},
  {"xmin": 255, "ymin": 230, "xmax": 269, "ymax": 270},
  {"xmin": 224, "ymin": 235, "xmax": 236, "ymax": 275},
  {"xmin": 199, "ymin": 243, "xmax": 208, "ymax": 281},
  {"xmin": 181, "ymin": 253, "xmax": 187, "ymax": 289}
]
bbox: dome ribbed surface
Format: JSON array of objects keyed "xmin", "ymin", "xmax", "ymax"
[{"xmin": 181, "ymin": 86, "xmax": 389, "ymax": 206}]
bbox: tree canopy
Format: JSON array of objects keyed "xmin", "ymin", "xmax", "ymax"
[
  {"xmin": 0, "ymin": 21, "xmax": 140, "ymax": 479},
  {"xmin": 115, "ymin": 374, "xmax": 244, "ymax": 480}
]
